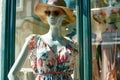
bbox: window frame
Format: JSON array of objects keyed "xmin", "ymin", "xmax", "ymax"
[
  {"xmin": 16, "ymin": 0, "xmax": 23, "ymax": 12},
  {"xmin": 1, "ymin": 0, "xmax": 16, "ymax": 80},
  {"xmin": 76, "ymin": 0, "xmax": 92, "ymax": 80}
]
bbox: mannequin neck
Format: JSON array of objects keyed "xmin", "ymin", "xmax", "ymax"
[{"xmin": 47, "ymin": 25, "xmax": 62, "ymax": 40}]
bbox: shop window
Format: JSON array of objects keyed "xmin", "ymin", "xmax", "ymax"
[
  {"xmin": 12, "ymin": 0, "xmax": 79, "ymax": 80},
  {"xmin": 91, "ymin": 0, "xmax": 120, "ymax": 80}
]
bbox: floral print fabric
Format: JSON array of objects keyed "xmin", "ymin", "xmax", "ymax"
[{"xmin": 28, "ymin": 35, "xmax": 77, "ymax": 80}]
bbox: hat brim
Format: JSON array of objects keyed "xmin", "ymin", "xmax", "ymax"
[{"xmin": 34, "ymin": 3, "xmax": 76, "ymax": 26}]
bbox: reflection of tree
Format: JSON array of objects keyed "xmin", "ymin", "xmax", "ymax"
[
  {"xmin": 91, "ymin": 0, "xmax": 120, "ymax": 8},
  {"xmin": 91, "ymin": 0, "xmax": 107, "ymax": 8}
]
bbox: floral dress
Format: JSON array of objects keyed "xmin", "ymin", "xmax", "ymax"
[{"xmin": 28, "ymin": 34, "xmax": 77, "ymax": 80}]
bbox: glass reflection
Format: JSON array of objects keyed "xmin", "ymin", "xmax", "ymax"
[
  {"xmin": 91, "ymin": 0, "xmax": 120, "ymax": 80},
  {"xmin": 15, "ymin": 0, "xmax": 77, "ymax": 80}
]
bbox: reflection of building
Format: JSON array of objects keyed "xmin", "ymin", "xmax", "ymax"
[{"xmin": 15, "ymin": 0, "xmax": 48, "ymax": 79}]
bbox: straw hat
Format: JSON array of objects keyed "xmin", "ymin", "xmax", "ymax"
[{"xmin": 34, "ymin": 0, "xmax": 76, "ymax": 26}]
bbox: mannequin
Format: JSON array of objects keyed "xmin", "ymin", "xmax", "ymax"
[
  {"xmin": 101, "ymin": 22, "xmax": 118, "ymax": 80},
  {"xmin": 8, "ymin": 0, "xmax": 78, "ymax": 80}
]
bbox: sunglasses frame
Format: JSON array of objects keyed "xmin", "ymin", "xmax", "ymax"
[{"xmin": 44, "ymin": 10, "xmax": 65, "ymax": 17}]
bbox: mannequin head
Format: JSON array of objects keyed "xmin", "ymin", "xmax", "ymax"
[
  {"xmin": 45, "ymin": 7, "xmax": 66, "ymax": 26},
  {"xmin": 34, "ymin": 0, "xmax": 76, "ymax": 26}
]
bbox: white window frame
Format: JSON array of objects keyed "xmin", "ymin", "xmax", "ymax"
[{"xmin": 16, "ymin": 0, "xmax": 23, "ymax": 12}]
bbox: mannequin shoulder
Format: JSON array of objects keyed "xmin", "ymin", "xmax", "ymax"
[
  {"xmin": 25, "ymin": 34, "xmax": 42, "ymax": 42},
  {"xmin": 64, "ymin": 36, "xmax": 78, "ymax": 52},
  {"xmin": 64, "ymin": 36, "xmax": 77, "ymax": 45},
  {"xmin": 26, "ymin": 34, "xmax": 37, "ymax": 41},
  {"xmin": 64, "ymin": 36, "xmax": 73, "ymax": 42}
]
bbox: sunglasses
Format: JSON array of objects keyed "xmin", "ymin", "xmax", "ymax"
[{"xmin": 44, "ymin": 10, "xmax": 64, "ymax": 17}]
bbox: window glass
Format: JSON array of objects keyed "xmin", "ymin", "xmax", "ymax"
[
  {"xmin": 91, "ymin": 0, "xmax": 120, "ymax": 80},
  {"xmin": 14, "ymin": 0, "xmax": 79, "ymax": 79},
  {"xmin": 0, "ymin": 0, "xmax": 3, "ymax": 79},
  {"xmin": 16, "ymin": 0, "xmax": 20, "ymax": 7}
]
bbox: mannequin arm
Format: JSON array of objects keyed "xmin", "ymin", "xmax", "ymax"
[{"xmin": 8, "ymin": 39, "xmax": 30, "ymax": 80}]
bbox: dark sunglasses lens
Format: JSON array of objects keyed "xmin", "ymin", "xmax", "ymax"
[
  {"xmin": 45, "ymin": 10, "xmax": 60, "ymax": 16},
  {"xmin": 53, "ymin": 11, "xmax": 59, "ymax": 16},
  {"xmin": 45, "ymin": 11, "xmax": 50, "ymax": 16}
]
